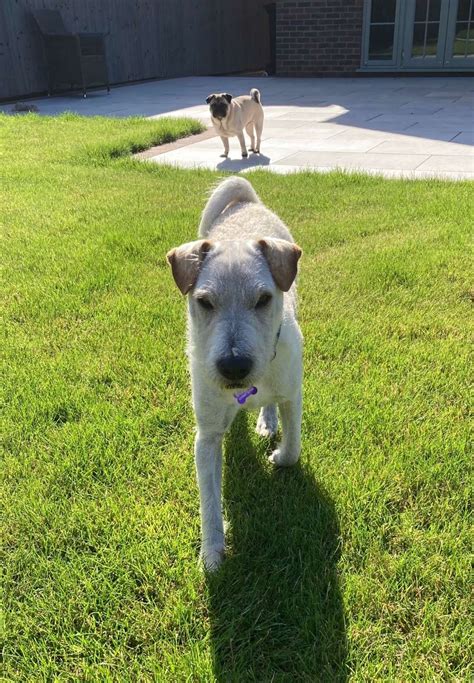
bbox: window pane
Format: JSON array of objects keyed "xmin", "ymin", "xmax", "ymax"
[
  {"xmin": 456, "ymin": 0, "xmax": 472, "ymax": 21},
  {"xmin": 368, "ymin": 24, "xmax": 395, "ymax": 60},
  {"xmin": 428, "ymin": 0, "xmax": 442, "ymax": 20},
  {"xmin": 412, "ymin": 23, "xmax": 427, "ymax": 56},
  {"xmin": 425, "ymin": 22, "xmax": 440, "ymax": 55},
  {"xmin": 371, "ymin": 0, "xmax": 396, "ymax": 23},
  {"xmin": 415, "ymin": 0, "xmax": 428, "ymax": 21},
  {"xmin": 453, "ymin": 21, "xmax": 470, "ymax": 55}
]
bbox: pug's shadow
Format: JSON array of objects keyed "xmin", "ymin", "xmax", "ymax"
[
  {"xmin": 216, "ymin": 152, "xmax": 271, "ymax": 171},
  {"xmin": 206, "ymin": 412, "xmax": 348, "ymax": 682}
]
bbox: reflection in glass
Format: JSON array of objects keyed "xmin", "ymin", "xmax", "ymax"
[
  {"xmin": 368, "ymin": 24, "xmax": 395, "ymax": 60},
  {"xmin": 412, "ymin": 23, "xmax": 426, "ymax": 56},
  {"xmin": 425, "ymin": 22, "xmax": 440, "ymax": 55},
  {"xmin": 456, "ymin": 0, "xmax": 472, "ymax": 21},
  {"xmin": 453, "ymin": 21, "xmax": 473, "ymax": 56},
  {"xmin": 415, "ymin": 0, "xmax": 428, "ymax": 21},
  {"xmin": 370, "ymin": 0, "xmax": 396, "ymax": 23},
  {"xmin": 428, "ymin": 0, "xmax": 442, "ymax": 21}
]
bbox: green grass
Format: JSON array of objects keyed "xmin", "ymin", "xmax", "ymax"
[{"xmin": 1, "ymin": 112, "xmax": 472, "ymax": 681}]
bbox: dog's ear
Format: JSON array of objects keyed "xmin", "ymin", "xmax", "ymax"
[
  {"xmin": 166, "ymin": 240, "xmax": 213, "ymax": 295},
  {"xmin": 206, "ymin": 94, "xmax": 216, "ymax": 104},
  {"xmin": 258, "ymin": 238, "xmax": 302, "ymax": 292},
  {"xmin": 223, "ymin": 93, "xmax": 233, "ymax": 104}
]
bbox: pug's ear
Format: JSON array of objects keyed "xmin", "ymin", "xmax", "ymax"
[
  {"xmin": 258, "ymin": 238, "xmax": 302, "ymax": 292},
  {"xmin": 166, "ymin": 240, "xmax": 213, "ymax": 295},
  {"xmin": 223, "ymin": 93, "xmax": 233, "ymax": 104},
  {"xmin": 206, "ymin": 94, "xmax": 216, "ymax": 104}
]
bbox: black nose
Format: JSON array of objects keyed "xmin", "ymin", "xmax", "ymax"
[{"xmin": 217, "ymin": 355, "xmax": 253, "ymax": 381}]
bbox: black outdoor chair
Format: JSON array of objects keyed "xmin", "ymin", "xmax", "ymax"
[{"xmin": 33, "ymin": 9, "xmax": 110, "ymax": 97}]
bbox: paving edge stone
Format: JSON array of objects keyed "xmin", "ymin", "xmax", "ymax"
[{"xmin": 134, "ymin": 127, "xmax": 216, "ymax": 159}]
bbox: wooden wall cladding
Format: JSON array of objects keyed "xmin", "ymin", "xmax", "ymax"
[{"xmin": 0, "ymin": 0, "xmax": 270, "ymax": 100}]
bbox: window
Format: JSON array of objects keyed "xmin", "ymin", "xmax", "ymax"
[
  {"xmin": 367, "ymin": 0, "xmax": 397, "ymax": 60},
  {"xmin": 410, "ymin": 0, "xmax": 442, "ymax": 58},
  {"xmin": 452, "ymin": 0, "xmax": 474, "ymax": 57}
]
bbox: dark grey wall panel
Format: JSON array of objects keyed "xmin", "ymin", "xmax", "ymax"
[{"xmin": 0, "ymin": 0, "xmax": 270, "ymax": 100}]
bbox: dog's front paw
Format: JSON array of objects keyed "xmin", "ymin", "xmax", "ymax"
[
  {"xmin": 269, "ymin": 446, "xmax": 300, "ymax": 467},
  {"xmin": 201, "ymin": 545, "xmax": 224, "ymax": 572},
  {"xmin": 256, "ymin": 406, "xmax": 278, "ymax": 438},
  {"xmin": 242, "ymin": 152, "xmax": 248, "ymax": 158},
  {"xmin": 220, "ymin": 153, "xmax": 228, "ymax": 158}
]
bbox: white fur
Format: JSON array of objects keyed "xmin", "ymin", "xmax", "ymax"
[
  {"xmin": 174, "ymin": 177, "xmax": 302, "ymax": 571},
  {"xmin": 199, "ymin": 176, "xmax": 259, "ymax": 237}
]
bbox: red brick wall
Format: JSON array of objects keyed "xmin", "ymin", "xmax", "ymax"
[{"xmin": 276, "ymin": 0, "xmax": 364, "ymax": 75}]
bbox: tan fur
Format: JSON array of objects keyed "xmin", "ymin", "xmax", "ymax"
[
  {"xmin": 258, "ymin": 239, "xmax": 302, "ymax": 292},
  {"xmin": 207, "ymin": 89, "xmax": 264, "ymax": 157},
  {"xmin": 166, "ymin": 240, "xmax": 212, "ymax": 295}
]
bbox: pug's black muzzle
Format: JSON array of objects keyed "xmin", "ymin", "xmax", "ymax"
[{"xmin": 210, "ymin": 104, "xmax": 228, "ymax": 120}]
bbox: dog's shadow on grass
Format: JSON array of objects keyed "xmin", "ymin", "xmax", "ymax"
[{"xmin": 206, "ymin": 412, "xmax": 348, "ymax": 682}]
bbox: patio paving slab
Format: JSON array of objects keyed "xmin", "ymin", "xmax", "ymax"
[
  {"xmin": 3, "ymin": 75, "xmax": 473, "ymax": 180},
  {"xmin": 452, "ymin": 132, "xmax": 474, "ymax": 144},
  {"xmin": 416, "ymin": 155, "xmax": 474, "ymax": 173},
  {"xmin": 275, "ymin": 151, "xmax": 429, "ymax": 171},
  {"xmin": 369, "ymin": 139, "xmax": 474, "ymax": 156}
]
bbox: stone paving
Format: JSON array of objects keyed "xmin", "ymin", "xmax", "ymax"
[{"xmin": 4, "ymin": 75, "xmax": 473, "ymax": 179}]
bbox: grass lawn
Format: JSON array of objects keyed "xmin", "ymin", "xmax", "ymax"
[{"xmin": 1, "ymin": 112, "xmax": 472, "ymax": 681}]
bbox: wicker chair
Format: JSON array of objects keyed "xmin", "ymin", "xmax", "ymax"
[{"xmin": 33, "ymin": 9, "xmax": 110, "ymax": 97}]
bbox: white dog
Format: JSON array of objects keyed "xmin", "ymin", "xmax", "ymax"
[
  {"xmin": 206, "ymin": 89, "xmax": 264, "ymax": 158},
  {"xmin": 167, "ymin": 177, "xmax": 303, "ymax": 570}
]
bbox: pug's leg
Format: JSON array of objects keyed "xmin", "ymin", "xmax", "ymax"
[
  {"xmin": 220, "ymin": 136, "xmax": 229, "ymax": 158},
  {"xmin": 237, "ymin": 132, "xmax": 248, "ymax": 158},
  {"xmin": 255, "ymin": 119, "xmax": 263, "ymax": 154},
  {"xmin": 245, "ymin": 123, "xmax": 256, "ymax": 153}
]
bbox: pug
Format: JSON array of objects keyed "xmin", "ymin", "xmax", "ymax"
[{"xmin": 206, "ymin": 89, "xmax": 264, "ymax": 158}]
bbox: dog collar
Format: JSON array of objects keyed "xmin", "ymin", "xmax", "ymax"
[{"xmin": 272, "ymin": 323, "xmax": 282, "ymax": 360}]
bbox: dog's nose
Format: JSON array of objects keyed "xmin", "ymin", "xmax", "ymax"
[{"xmin": 217, "ymin": 355, "xmax": 253, "ymax": 381}]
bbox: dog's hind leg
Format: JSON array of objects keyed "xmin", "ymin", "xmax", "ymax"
[
  {"xmin": 256, "ymin": 404, "xmax": 278, "ymax": 438},
  {"xmin": 255, "ymin": 118, "xmax": 263, "ymax": 154},
  {"xmin": 237, "ymin": 132, "xmax": 248, "ymax": 158},
  {"xmin": 269, "ymin": 391, "xmax": 302, "ymax": 467},
  {"xmin": 245, "ymin": 123, "xmax": 256, "ymax": 153}
]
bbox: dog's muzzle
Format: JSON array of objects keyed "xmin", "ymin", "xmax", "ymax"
[
  {"xmin": 216, "ymin": 355, "xmax": 253, "ymax": 382},
  {"xmin": 210, "ymin": 105, "xmax": 227, "ymax": 120}
]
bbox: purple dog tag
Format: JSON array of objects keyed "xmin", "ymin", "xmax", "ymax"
[{"xmin": 234, "ymin": 386, "xmax": 258, "ymax": 405}]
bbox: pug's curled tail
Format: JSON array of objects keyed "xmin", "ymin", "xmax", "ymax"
[
  {"xmin": 250, "ymin": 88, "xmax": 261, "ymax": 103},
  {"xmin": 199, "ymin": 176, "xmax": 260, "ymax": 237}
]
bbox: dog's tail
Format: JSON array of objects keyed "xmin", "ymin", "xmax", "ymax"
[
  {"xmin": 250, "ymin": 88, "xmax": 261, "ymax": 104},
  {"xmin": 199, "ymin": 176, "xmax": 260, "ymax": 237}
]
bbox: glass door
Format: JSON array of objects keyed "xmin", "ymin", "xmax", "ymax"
[
  {"xmin": 444, "ymin": 0, "xmax": 474, "ymax": 66},
  {"xmin": 362, "ymin": 0, "xmax": 402, "ymax": 66},
  {"xmin": 362, "ymin": 0, "xmax": 474, "ymax": 69},
  {"xmin": 402, "ymin": 0, "xmax": 451, "ymax": 67}
]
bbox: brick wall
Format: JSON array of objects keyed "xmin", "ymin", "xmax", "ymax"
[{"xmin": 276, "ymin": 0, "xmax": 364, "ymax": 75}]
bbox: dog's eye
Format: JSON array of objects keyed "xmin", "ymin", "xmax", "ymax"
[
  {"xmin": 255, "ymin": 294, "xmax": 272, "ymax": 309},
  {"xmin": 197, "ymin": 297, "xmax": 214, "ymax": 311}
]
